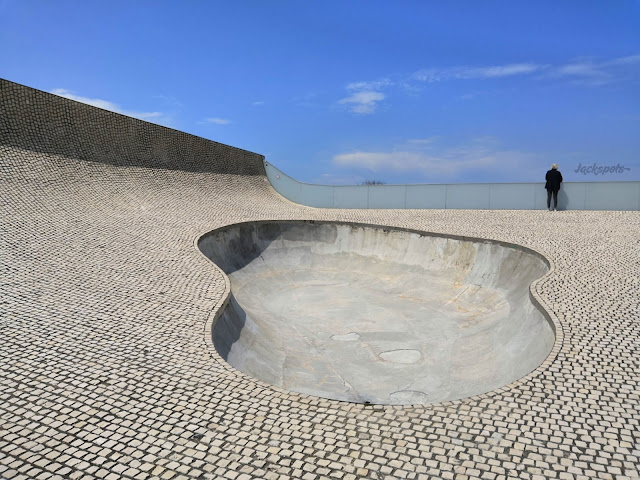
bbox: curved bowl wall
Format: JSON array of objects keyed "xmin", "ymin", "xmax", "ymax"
[{"xmin": 198, "ymin": 221, "xmax": 555, "ymax": 405}]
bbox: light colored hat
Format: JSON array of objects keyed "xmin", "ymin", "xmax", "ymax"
[{"xmin": 551, "ymin": 163, "xmax": 558, "ymax": 169}]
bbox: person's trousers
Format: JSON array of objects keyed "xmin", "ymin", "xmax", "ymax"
[{"xmin": 547, "ymin": 189, "xmax": 558, "ymax": 209}]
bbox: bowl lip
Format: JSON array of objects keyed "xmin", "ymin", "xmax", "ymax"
[{"xmin": 195, "ymin": 219, "xmax": 564, "ymax": 410}]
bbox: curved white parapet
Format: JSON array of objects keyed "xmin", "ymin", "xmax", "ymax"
[
  {"xmin": 265, "ymin": 161, "xmax": 640, "ymax": 210},
  {"xmin": 199, "ymin": 221, "xmax": 557, "ymax": 405}
]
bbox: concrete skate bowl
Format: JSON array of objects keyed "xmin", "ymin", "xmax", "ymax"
[{"xmin": 198, "ymin": 221, "xmax": 556, "ymax": 405}]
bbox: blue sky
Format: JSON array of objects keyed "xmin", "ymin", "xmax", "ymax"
[{"xmin": 1, "ymin": 1, "xmax": 639, "ymax": 184}]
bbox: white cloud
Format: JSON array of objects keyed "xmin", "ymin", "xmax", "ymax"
[
  {"xmin": 333, "ymin": 150, "xmax": 496, "ymax": 176},
  {"xmin": 337, "ymin": 54, "xmax": 638, "ymax": 116},
  {"xmin": 554, "ymin": 62, "xmax": 609, "ymax": 82},
  {"xmin": 546, "ymin": 60, "xmax": 614, "ymax": 87},
  {"xmin": 333, "ymin": 138, "xmax": 539, "ymax": 179},
  {"xmin": 252, "ymin": 101, "xmax": 265, "ymax": 106},
  {"xmin": 346, "ymin": 79, "xmax": 393, "ymax": 91},
  {"xmin": 412, "ymin": 63, "xmax": 546, "ymax": 82},
  {"xmin": 205, "ymin": 117, "xmax": 232, "ymax": 125},
  {"xmin": 411, "ymin": 69, "xmax": 443, "ymax": 83},
  {"xmin": 541, "ymin": 54, "xmax": 640, "ymax": 86},
  {"xmin": 339, "ymin": 90, "xmax": 385, "ymax": 114},
  {"xmin": 411, "ymin": 54, "xmax": 639, "ymax": 87},
  {"xmin": 604, "ymin": 54, "xmax": 640, "ymax": 66},
  {"xmin": 338, "ymin": 77, "xmax": 392, "ymax": 114},
  {"xmin": 461, "ymin": 63, "xmax": 545, "ymax": 78},
  {"xmin": 50, "ymin": 89, "xmax": 168, "ymax": 123}
]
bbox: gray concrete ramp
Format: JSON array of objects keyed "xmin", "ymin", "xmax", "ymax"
[{"xmin": 199, "ymin": 221, "xmax": 555, "ymax": 405}]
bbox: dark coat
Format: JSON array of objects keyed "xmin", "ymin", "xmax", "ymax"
[{"xmin": 545, "ymin": 169, "xmax": 563, "ymax": 191}]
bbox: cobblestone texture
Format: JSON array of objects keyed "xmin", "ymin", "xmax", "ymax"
[{"xmin": 1, "ymin": 78, "xmax": 639, "ymax": 479}]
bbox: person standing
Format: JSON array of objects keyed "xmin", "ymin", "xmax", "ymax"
[{"xmin": 545, "ymin": 163, "xmax": 563, "ymax": 211}]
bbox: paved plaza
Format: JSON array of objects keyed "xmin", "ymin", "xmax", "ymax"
[{"xmin": 1, "ymin": 79, "xmax": 639, "ymax": 479}]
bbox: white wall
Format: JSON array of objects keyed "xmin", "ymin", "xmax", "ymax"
[{"xmin": 265, "ymin": 162, "xmax": 640, "ymax": 211}]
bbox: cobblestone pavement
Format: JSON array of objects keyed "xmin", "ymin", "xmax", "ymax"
[{"xmin": 1, "ymin": 79, "xmax": 639, "ymax": 480}]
